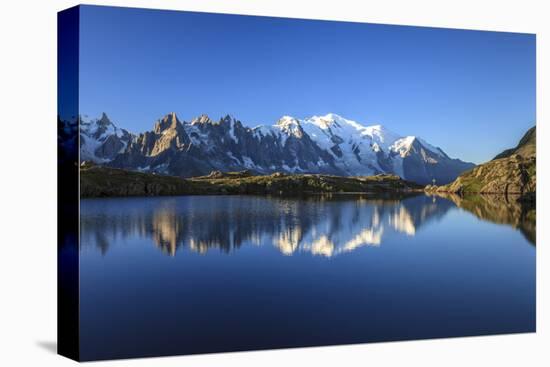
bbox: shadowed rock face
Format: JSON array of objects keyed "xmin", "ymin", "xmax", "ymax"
[
  {"xmin": 430, "ymin": 193, "xmax": 535, "ymax": 245},
  {"xmin": 430, "ymin": 126, "xmax": 536, "ymax": 197}
]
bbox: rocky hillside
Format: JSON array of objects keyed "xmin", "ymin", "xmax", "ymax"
[
  {"xmin": 493, "ymin": 126, "xmax": 536, "ymax": 160},
  {"xmin": 80, "ymin": 165, "xmax": 423, "ymax": 198},
  {"xmin": 427, "ymin": 126, "xmax": 536, "ymax": 198},
  {"xmin": 80, "ymin": 112, "xmax": 474, "ymax": 185}
]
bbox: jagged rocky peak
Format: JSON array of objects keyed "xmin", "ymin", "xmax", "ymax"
[
  {"xmin": 97, "ymin": 112, "xmax": 112, "ymax": 127},
  {"xmin": 220, "ymin": 114, "xmax": 233, "ymax": 124},
  {"xmin": 219, "ymin": 114, "xmax": 244, "ymax": 129},
  {"xmin": 191, "ymin": 113, "xmax": 240, "ymax": 127},
  {"xmin": 154, "ymin": 112, "xmax": 181, "ymax": 133},
  {"xmin": 80, "ymin": 112, "xmax": 122, "ymax": 139},
  {"xmin": 191, "ymin": 114, "xmax": 214, "ymax": 125},
  {"xmin": 79, "ymin": 112, "xmax": 133, "ymax": 163}
]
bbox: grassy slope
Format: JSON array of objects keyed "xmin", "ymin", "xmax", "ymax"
[{"xmin": 80, "ymin": 166, "xmax": 423, "ymax": 198}]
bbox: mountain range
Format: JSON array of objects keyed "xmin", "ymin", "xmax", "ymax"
[{"xmin": 79, "ymin": 112, "xmax": 475, "ymax": 185}]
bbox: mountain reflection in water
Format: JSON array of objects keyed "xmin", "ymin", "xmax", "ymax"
[{"xmin": 80, "ymin": 193, "xmax": 535, "ymax": 257}]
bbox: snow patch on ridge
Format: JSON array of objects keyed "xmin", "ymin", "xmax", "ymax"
[{"xmin": 228, "ymin": 120, "xmax": 238, "ymax": 143}]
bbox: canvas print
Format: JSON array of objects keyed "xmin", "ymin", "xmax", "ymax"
[{"xmin": 58, "ymin": 5, "xmax": 536, "ymax": 361}]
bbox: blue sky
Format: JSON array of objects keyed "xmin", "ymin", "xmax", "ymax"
[{"xmin": 79, "ymin": 5, "xmax": 535, "ymax": 163}]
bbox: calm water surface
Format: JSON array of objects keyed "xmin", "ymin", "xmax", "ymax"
[{"xmin": 79, "ymin": 194, "xmax": 535, "ymax": 360}]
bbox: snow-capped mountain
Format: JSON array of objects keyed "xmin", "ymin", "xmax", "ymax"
[
  {"xmin": 80, "ymin": 113, "xmax": 132, "ymax": 162},
  {"xmin": 81, "ymin": 112, "xmax": 474, "ymax": 185},
  {"xmin": 297, "ymin": 113, "xmax": 471, "ymax": 183}
]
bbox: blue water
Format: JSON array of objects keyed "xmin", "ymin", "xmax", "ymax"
[{"xmin": 79, "ymin": 195, "xmax": 535, "ymax": 360}]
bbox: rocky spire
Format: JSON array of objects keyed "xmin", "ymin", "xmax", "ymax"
[
  {"xmin": 191, "ymin": 114, "xmax": 214, "ymax": 125},
  {"xmin": 154, "ymin": 112, "xmax": 181, "ymax": 134},
  {"xmin": 97, "ymin": 112, "xmax": 112, "ymax": 127},
  {"xmin": 220, "ymin": 114, "xmax": 234, "ymax": 124}
]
